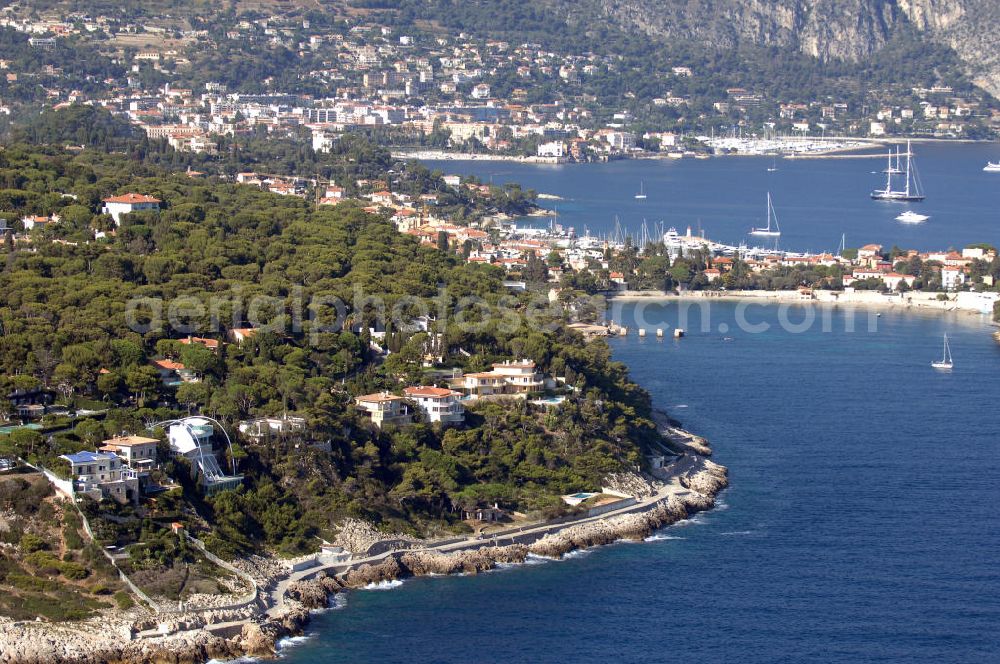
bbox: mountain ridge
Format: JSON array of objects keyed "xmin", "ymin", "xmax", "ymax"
[{"xmin": 550, "ymin": 0, "xmax": 999, "ymax": 97}]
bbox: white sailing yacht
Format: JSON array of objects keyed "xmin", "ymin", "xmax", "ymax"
[
  {"xmin": 767, "ymin": 156, "xmax": 778, "ymax": 172},
  {"xmin": 634, "ymin": 181, "xmax": 647, "ymax": 199},
  {"xmin": 931, "ymin": 333, "xmax": 953, "ymax": 370},
  {"xmin": 749, "ymin": 192, "xmax": 781, "ymax": 237},
  {"xmin": 871, "ymin": 140, "xmax": 925, "ymax": 202}
]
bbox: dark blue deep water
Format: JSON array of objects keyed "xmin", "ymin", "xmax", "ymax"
[
  {"xmin": 426, "ymin": 142, "xmax": 1000, "ymax": 252},
  {"xmin": 278, "ymin": 302, "xmax": 1000, "ymax": 664}
]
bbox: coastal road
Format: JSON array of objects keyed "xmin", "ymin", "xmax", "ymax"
[{"xmin": 264, "ymin": 454, "xmax": 705, "ymax": 619}]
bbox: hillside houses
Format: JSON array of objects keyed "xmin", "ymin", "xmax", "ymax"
[
  {"xmin": 447, "ymin": 359, "xmax": 547, "ymax": 398},
  {"xmin": 60, "ymin": 450, "xmax": 140, "ymax": 505},
  {"xmin": 403, "ymin": 386, "xmax": 464, "ymax": 424}
]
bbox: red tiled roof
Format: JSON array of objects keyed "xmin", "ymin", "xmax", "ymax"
[
  {"xmin": 179, "ymin": 336, "xmax": 220, "ymax": 349},
  {"xmin": 103, "ymin": 193, "xmax": 161, "ymax": 204},
  {"xmin": 152, "ymin": 358, "xmax": 185, "ymax": 371},
  {"xmin": 403, "ymin": 386, "xmax": 459, "ymax": 398},
  {"xmin": 356, "ymin": 392, "xmax": 405, "ymax": 403}
]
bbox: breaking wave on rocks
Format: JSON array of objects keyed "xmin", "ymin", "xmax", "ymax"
[
  {"xmin": 276, "ymin": 635, "xmax": 315, "ymax": 652},
  {"xmin": 363, "ymin": 579, "xmax": 405, "ymax": 591},
  {"xmin": 644, "ymin": 533, "xmax": 686, "ymax": 542}
]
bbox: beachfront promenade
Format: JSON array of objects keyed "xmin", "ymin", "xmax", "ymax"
[{"xmin": 611, "ymin": 289, "xmax": 1000, "ymax": 317}]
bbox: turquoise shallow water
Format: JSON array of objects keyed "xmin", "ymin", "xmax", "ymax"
[
  {"xmin": 279, "ymin": 303, "xmax": 1000, "ymax": 663},
  {"xmin": 426, "ymin": 143, "xmax": 1000, "ymax": 252}
]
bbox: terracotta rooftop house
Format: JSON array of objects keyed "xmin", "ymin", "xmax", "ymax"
[
  {"xmin": 355, "ymin": 392, "xmax": 412, "ymax": 429},
  {"xmin": 179, "ymin": 336, "xmax": 221, "ymax": 352},
  {"xmin": 448, "ymin": 359, "xmax": 546, "ymax": 398},
  {"xmin": 151, "ymin": 358, "xmax": 198, "ymax": 386},
  {"xmin": 228, "ymin": 327, "xmax": 258, "ymax": 344},
  {"xmin": 402, "ymin": 386, "xmax": 465, "ymax": 424},
  {"xmin": 101, "ymin": 193, "xmax": 161, "ymax": 225}
]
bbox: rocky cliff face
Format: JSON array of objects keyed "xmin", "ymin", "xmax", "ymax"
[
  {"xmin": 897, "ymin": 0, "xmax": 1000, "ymax": 96},
  {"xmin": 569, "ymin": 0, "xmax": 999, "ymax": 96}
]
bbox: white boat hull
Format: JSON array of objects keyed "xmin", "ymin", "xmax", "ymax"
[
  {"xmin": 931, "ymin": 361, "xmax": 953, "ymax": 370},
  {"xmin": 749, "ymin": 230, "xmax": 781, "ymax": 237},
  {"xmin": 896, "ymin": 212, "xmax": 929, "ymax": 224}
]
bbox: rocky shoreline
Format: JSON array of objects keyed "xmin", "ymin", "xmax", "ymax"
[{"xmin": 1, "ymin": 438, "xmax": 727, "ymax": 664}]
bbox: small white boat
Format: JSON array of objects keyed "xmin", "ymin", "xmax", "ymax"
[
  {"xmin": 749, "ymin": 192, "xmax": 781, "ymax": 237},
  {"xmin": 896, "ymin": 210, "xmax": 929, "ymax": 224},
  {"xmin": 634, "ymin": 181, "xmax": 647, "ymax": 199},
  {"xmin": 931, "ymin": 333, "xmax": 953, "ymax": 370},
  {"xmin": 767, "ymin": 156, "xmax": 778, "ymax": 172},
  {"xmin": 984, "ymin": 162, "xmax": 1000, "ymax": 173}
]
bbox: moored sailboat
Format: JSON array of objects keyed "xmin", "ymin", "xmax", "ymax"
[
  {"xmin": 634, "ymin": 181, "xmax": 647, "ymax": 199},
  {"xmin": 871, "ymin": 140, "xmax": 925, "ymax": 202},
  {"xmin": 931, "ymin": 333, "xmax": 953, "ymax": 370},
  {"xmin": 749, "ymin": 192, "xmax": 781, "ymax": 237}
]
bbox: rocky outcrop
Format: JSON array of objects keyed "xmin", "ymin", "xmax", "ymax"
[
  {"xmin": 2, "ymin": 429, "xmax": 728, "ymax": 664},
  {"xmin": 0, "ymin": 624, "xmax": 242, "ymax": 664},
  {"xmin": 530, "ymin": 458, "xmax": 728, "ymax": 558},
  {"xmin": 554, "ymin": 0, "xmax": 1000, "ymax": 97},
  {"xmin": 400, "ymin": 545, "xmax": 529, "ymax": 575},
  {"xmin": 603, "ymin": 471, "xmax": 659, "ymax": 499},
  {"xmin": 286, "ymin": 574, "xmax": 343, "ymax": 608},
  {"xmin": 334, "ymin": 545, "xmax": 531, "ymax": 589},
  {"xmin": 332, "ymin": 518, "xmax": 421, "ymax": 555}
]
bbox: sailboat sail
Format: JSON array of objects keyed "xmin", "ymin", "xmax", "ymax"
[
  {"xmin": 931, "ymin": 333, "xmax": 953, "ymax": 369},
  {"xmin": 872, "ymin": 140, "xmax": 925, "ymax": 202},
  {"xmin": 749, "ymin": 193, "xmax": 781, "ymax": 237}
]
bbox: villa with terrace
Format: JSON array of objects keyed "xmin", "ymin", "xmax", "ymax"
[
  {"xmin": 167, "ymin": 417, "xmax": 243, "ymax": 495},
  {"xmin": 403, "ymin": 386, "xmax": 465, "ymax": 424},
  {"xmin": 447, "ymin": 359, "xmax": 547, "ymax": 399},
  {"xmin": 99, "ymin": 434, "xmax": 159, "ymax": 472},
  {"xmin": 60, "ymin": 450, "xmax": 140, "ymax": 504},
  {"xmin": 355, "ymin": 392, "xmax": 413, "ymax": 429}
]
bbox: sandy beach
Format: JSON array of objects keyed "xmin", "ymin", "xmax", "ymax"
[
  {"xmin": 609, "ymin": 289, "xmax": 1000, "ymax": 321},
  {"xmin": 391, "ymin": 150, "xmax": 566, "ymax": 163}
]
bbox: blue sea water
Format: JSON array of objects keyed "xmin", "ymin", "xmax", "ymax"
[
  {"xmin": 280, "ymin": 303, "xmax": 1000, "ymax": 664},
  {"xmin": 425, "ymin": 142, "xmax": 1000, "ymax": 252}
]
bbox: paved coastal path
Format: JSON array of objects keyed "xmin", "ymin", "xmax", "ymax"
[{"xmin": 264, "ymin": 454, "xmax": 706, "ymax": 619}]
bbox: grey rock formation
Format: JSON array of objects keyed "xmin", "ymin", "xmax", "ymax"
[{"xmin": 559, "ymin": 0, "xmax": 1000, "ymax": 96}]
